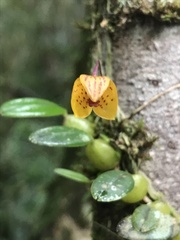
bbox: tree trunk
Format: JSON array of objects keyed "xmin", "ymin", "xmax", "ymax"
[
  {"xmin": 112, "ymin": 16, "xmax": 180, "ymax": 211},
  {"xmin": 88, "ymin": 0, "xmax": 180, "ymax": 239}
]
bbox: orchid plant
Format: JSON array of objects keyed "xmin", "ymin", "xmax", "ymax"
[{"xmin": 0, "ymin": 62, "xmax": 179, "ymax": 240}]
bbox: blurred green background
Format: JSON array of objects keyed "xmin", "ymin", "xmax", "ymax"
[{"xmin": 0, "ymin": 1, "xmax": 91, "ymax": 239}]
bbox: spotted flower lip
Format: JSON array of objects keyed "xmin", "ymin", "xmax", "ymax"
[{"xmin": 71, "ymin": 74, "xmax": 118, "ymax": 120}]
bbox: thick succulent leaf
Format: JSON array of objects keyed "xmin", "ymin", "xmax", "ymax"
[
  {"xmin": 0, "ymin": 98, "xmax": 66, "ymax": 117},
  {"xmin": 117, "ymin": 212, "xmax": 180, "ymax": 240},
  {"xmin": 91, "ymin": 170, "xmax": 134, "ymax": 202},
  {"xmin": 132, "ymin": 205, "xmax": 160, "ymax": 233},
  {"xmin": 54, "ymin": 168, "xmax": 90, "ymax": 183},
  {"xmin": 29, "ymin": 126, "xmax": 92, "ymax": 147}
]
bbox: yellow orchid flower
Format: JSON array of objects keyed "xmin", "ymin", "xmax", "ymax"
[{"xmin": 71, "ymin": 74, "xmax": 118, "ymax": 120}]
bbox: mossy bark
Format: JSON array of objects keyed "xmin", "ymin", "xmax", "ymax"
[{"xmin": 87, "ymin": 0, "xmax": 180, "ymax": 239}]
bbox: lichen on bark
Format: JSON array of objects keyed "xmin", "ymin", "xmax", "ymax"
[{"xmin": 87, "ymin": 0, "xmax": 180, "ymax": 30}]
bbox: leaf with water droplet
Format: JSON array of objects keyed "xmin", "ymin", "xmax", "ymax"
[{"xmin": 91, "ymin": 170, "xmax": 134, "ymax": 202}]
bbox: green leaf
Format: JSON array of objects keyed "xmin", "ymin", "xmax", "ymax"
[
  {"xmin": 91, "ymin": 170, "xmax": 134, "ymax": 202},
  {"xmin": 0, "ymin": 98, "xmax": 66, "ymax": 117},
  {"xmin": 132, "ymin": 205, "xmax": 160, "ymax": 233},
  {"xmin": 54, "ymin": 168, "xmax": 91, "ymax": 183},
  {"xmin": 29, "ymin": 126, "xmax": 92, "ymax": 147},
  {"xmin": 117, "ymin": 213, "xmax": 180, "ymax": 240}
]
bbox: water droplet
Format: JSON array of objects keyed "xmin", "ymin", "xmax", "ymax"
[{"xmin": 111, "ymin": 185, "xmax": 117, "ymax": 191}]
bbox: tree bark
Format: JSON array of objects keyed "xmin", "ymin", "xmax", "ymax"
[
  {"xmin": 88, "ymin": 0, "xmax": 180, "ymax": 239},
  {"xmin": 113, "ymin": 16, "xmax": 180, "ymax": 211}
]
